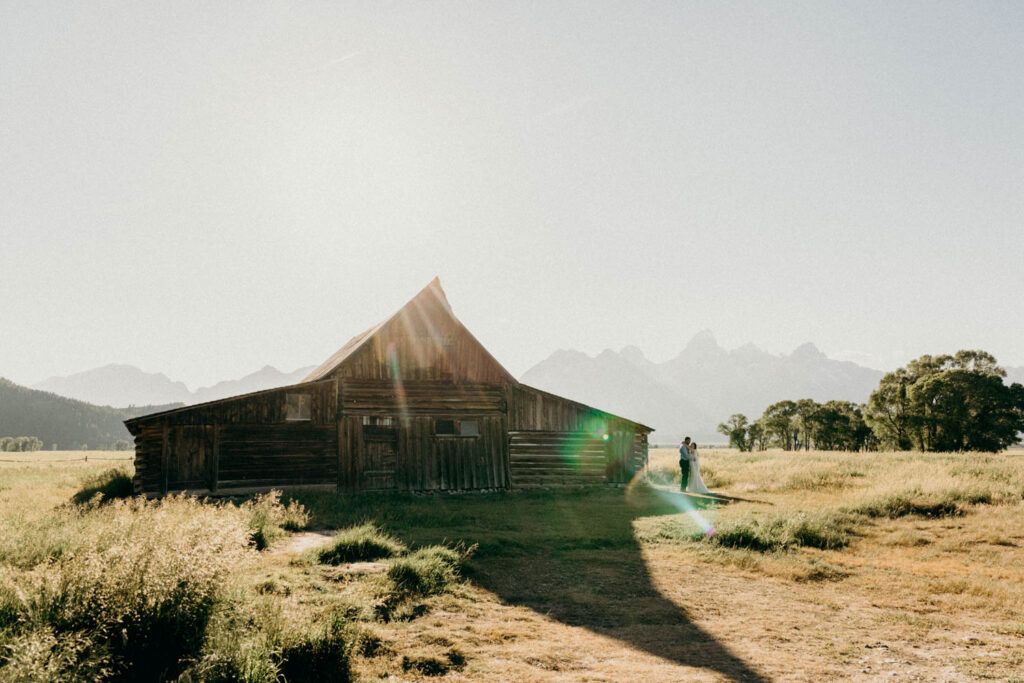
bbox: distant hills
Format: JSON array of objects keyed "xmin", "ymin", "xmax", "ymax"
[
  {"xmin": 5, "ymin": 364, "xmax": 314, "ymax": 449},
  {"xmin": 522, "ymin": 331, "xmax": 885, "ymax": 442},
  {"xmin": 0, "ymin": 378, "xmax": 181, "ymax": 449},
  {"xmin": 34, "ymin": 364, "xmax": 315, "ymax": 408}
]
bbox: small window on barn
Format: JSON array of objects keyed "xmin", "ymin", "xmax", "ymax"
[
  {"xmin": 460, "ymin": 420, "xmax": 479, "ymax": 437},
  {"xmin": 435, "ymin": 419, "xmax": 456, "ymax": 435},
  {"xmin": 285, "ymin": 394, "xmax": 311, "ymax": 421}
]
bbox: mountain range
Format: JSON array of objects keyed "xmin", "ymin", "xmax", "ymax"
[
  {"xmin": 522, "ymin": 331, "xmax": 886, "ymax": 442},
  {"xmin": 33, "ymin": 364, "xmax": 315, "ymax": 408}
]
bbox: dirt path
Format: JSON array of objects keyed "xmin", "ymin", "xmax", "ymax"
[{"xmin": 268, "ymin": 530, "xmax": 335, "ymax": 556}]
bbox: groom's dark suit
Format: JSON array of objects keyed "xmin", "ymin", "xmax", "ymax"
[{"xmin": 679, "ymin": 444, "xmax": 690, "ymax": 491}]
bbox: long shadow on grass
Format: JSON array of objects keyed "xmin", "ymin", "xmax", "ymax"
[{"xmin": 293, "ymin": 485, "xmax": 768, "ymax": 682}]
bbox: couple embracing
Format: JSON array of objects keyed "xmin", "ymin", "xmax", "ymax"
[{"xmin": 678, "ymin": 436, "xmax": 711, "ymax": 495}]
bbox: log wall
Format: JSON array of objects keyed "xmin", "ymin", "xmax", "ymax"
[
  {"xmin": 217, "ymin": 424, "xmax": 337, "ymax": 490},
  {"xmin": 508, "ymin": 431, "xmax": 608, "ymax": 487},
  {"xmin": 506, "ymin": 384, "xmax": 649, "ymax": 487},
  {"xmin": 341, "ymin": 379, "xmax": 504, "ymax": 415},
  {"xmin": 507, "ymin": 429, "xmax": 648, "ymax": 487},
  {"xmin": 128, "ymin": 380, "xmax": 338, "ymax": 495}
]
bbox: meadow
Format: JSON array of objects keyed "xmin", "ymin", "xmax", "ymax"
[{"xmin": 1, "ymin": 448, "xmax": 1022, "ymax": 681}]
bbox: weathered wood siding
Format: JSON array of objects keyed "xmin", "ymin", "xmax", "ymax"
[
  {"xmin": 507, "ymin": 384, "xmax": 650, "ymax": 487},
  {"xmin": 508, "ymin": 431, "xmax": 607, "ymax": 487},
  {"xmin": 142, "ymin": 381, "xmax": 337, "ymax": 426},
  {"xmin": 131, "ymin": 422, "xmax": 166, "ymax": 494},
  {"xmin": 339, "ymin": 412, "xmax": 508, "ymax": 492},
  {"xmin": 341, "ymin": 379, "xmax": 504, "ymax": 415},
  {"xmin": 128, "ymin": 380, "xmax": 338, "ymax": 495},
  {"xmin": 217, "ymin": 424, "xmax": 337, "ymax": 490}
]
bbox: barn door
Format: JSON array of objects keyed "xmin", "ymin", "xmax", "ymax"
[
  {"xmin": 360, "ymin": 424, "xmax": 397, "ymax": 490},
  {"xmin": 167, "ymin": 425, "xmax": 214, "ymax": 490}
]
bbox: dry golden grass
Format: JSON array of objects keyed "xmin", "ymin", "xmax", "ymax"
[{"xmin": 4, "ymin": 449, "xmax": 1024, "ymax": 681}]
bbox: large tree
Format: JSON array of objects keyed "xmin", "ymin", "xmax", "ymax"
[
  {"xmin": 808, "ymin": 400, "xmax": 871, "ymax": 451},
  {"xmin": 865, "ymin": 350, "xmax": 1024, "ymax": 452},
  {"xmin": 717, "ymin": 413, "xmax": 751, "ymax": 451},
  {"xmin": 761, "ymin": 400, "xmax": 798, "ymax": 450}
]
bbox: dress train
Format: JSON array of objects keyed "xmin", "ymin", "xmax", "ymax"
[{"xmin": 686, "ymin": 454, "xmax": 711, "ymax": 494}]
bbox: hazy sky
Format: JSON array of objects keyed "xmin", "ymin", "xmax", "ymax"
[{"xmin": 2, "ymin": 1, "xmax": 1022, "ymax": 390}]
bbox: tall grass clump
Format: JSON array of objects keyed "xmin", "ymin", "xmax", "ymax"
[
  {"xmin": 316, "ymin": 523, "xmax": 407, "ymax": 565},
  {"xmin": 179, "ymin": 601, "xmax": 360, "ymax": 683},
  {"xmin": 383, "ymin": 545, "xmax": 471, "ymax": 598},
  {"xmin": 0, "ymin": 495, "xmax": 254, "ymax": 682},
  {"xmin": 848, "ymin": 489, "xmax": 974, "ymax": 519},
  {"xmin": 70, "ymin": 467, "xmax": 134, "ymax": 505},
  {"xmin": 700, "ymin": 511, "xmax": 852, "ymax": 552},
  {"xmin": 243, "ymin": 490, "xmax": 310, "ymax": 550},
  {"xmin": 278, "ymin": 612, "xmax": 357, "ymax": 683},
  {"xmin": 374, "ymin": 544, "xmax": 473, "ymax": 621}
]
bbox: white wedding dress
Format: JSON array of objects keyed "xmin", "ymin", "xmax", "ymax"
[{"xmin": 686, "ymin": 449, "xmax": 711, "ymax": 495}]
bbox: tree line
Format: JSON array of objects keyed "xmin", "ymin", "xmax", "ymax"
[
  {"xmin": 0, "ymin": 437, "xmax": 132, "ymax": 452},
  {"xmin": 718, "ymin": 350, "xmax": 1024, "ymax": 452},
  {"xmin": 0, "ymin": 436, "xmax": 44, "ymax": 452}
]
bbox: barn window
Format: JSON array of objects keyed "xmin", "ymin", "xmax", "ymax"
[
  {"xmin": 285, "ymin": 393, "xmax": 311, "ymax": 421},
  {"xmin": 460, "ymin": 420, "xmax": 479, "ymax": 437},
  {"xmin": 434, "ymin": 419, "xmax": 456, "ymax": 435}
]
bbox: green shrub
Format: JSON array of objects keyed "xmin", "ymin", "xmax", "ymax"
[
  {"xmin": 243, "ymin": 491, "xmax": 310, "ymax": 550},
  {"xmin": 701, "ymin": 512, "xmax": 852, "ymax": 552},
  {"xmin": 70, "ymin": 468, "xmax": 133, "ymax": 505},
  {"xmin": 316, "ymin": 524, "xmax": 406, "ymax": 565}
]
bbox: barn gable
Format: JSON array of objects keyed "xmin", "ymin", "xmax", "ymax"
[{"xmin": 304, "ymin": 277, "xmax": 514, "ymax": 385}]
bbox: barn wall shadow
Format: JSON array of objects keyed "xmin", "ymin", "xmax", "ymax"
[
  {"xmin": 294, "ymin": 486, "xmax": 769, "ymax": 682},
  {"xmin": 465, "ymin": 488, "xmax": 768, "ymax": 682}
]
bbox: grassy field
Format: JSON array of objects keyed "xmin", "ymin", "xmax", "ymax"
[{"xmin": 2, "ymin": 449, "xmax": 1023, "ymax": 681}]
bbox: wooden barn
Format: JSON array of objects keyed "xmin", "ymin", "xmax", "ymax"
[{"xmin": 126, "ymin": 279, "xmax": 652, "ymax": 496}]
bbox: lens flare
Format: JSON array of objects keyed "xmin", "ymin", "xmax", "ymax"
[
  {"xmin": 626, "ymin": 468, "xmax": 716, "ymax": 536},
  {"xmin": 387, "ymin": 342, "xmax": 409, "ymax": 424}
]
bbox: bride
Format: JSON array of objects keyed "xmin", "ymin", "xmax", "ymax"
[{"xmin": 686, "ymin": 441, "xmax": 712, "ymax": 495}]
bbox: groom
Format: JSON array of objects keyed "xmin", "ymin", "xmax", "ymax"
[{"xmin": 678, "ymin": 437, "xmax": 692, "ymax": 492}]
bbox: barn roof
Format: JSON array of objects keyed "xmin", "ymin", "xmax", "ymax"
[
  {"xmin": 305, "ymin": 278, "xmax": 652, "ymax": 431},
  {"xmin": 303, "ymin": 277, "xmax": 515, "ymax": 384}
]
